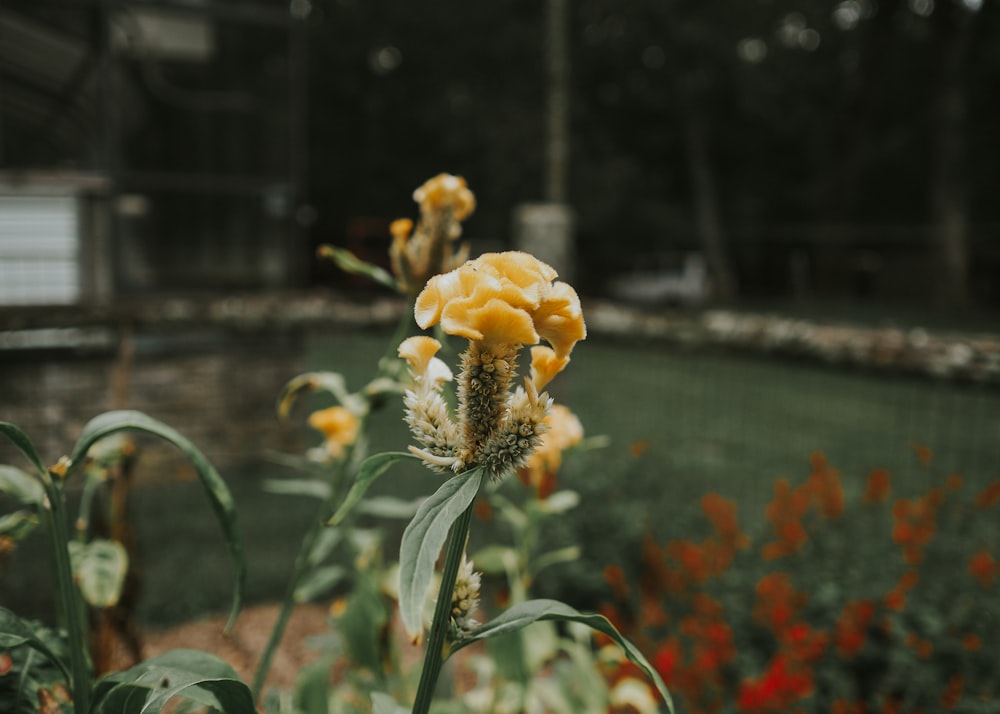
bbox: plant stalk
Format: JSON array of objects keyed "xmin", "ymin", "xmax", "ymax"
[
  {"xmin": 41, "ymin": 476, "xmax": 92, "ymax": 714},
  {"xmin": 251, "ymin": 490, "xmax": 331, "ymax": 699},
  {"xmin": 411, "ymin": 501, "xmax": 476, "ymax": 714}
]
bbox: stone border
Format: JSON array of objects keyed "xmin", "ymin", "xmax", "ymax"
[{"xmin": 2, "ymin": 292, "xmax": 998, "ymax": 385}]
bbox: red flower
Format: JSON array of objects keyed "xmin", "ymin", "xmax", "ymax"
[{"xmin": 738, "ymin": 655, "xmax": 814, "ymax": 712}]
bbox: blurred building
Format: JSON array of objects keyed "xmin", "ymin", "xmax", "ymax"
[{"xmin": 0, "ymin": 1, "xmax": 309, "ymax": 306}]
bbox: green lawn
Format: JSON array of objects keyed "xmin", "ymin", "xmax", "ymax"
[{"xmin": 2, "ymin": 328, "xmax": 997, "ymax": 626}]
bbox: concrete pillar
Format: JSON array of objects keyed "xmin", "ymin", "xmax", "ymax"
[{"xmin": 512, "ymin": 202, "xmax": 575, "ymax": 282}]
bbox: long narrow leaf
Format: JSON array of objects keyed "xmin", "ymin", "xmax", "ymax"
[
  {"xmin": 453, "ymin": 599, "xmax": 674, "ymax": 713},
  {"xmin": 0, "ymin": 607, "xmax": 72, "ymax": 685},
  {"xmin": 398, "ymin": 469, "xmax": 484, "ymax": 637},
  {"xmin": 0, "ymin": 423, "xmax": 48, "ymax": 476},
  {"xmin": 276, "ymin": 371, "xmax": 366, "ymax": 419},
  {"xmin": 66, "ymin": 410, "xmax": 246, "ymax": 631},
  {"xmin": 317, "ymin": 244, "xmax": 399, "ymax": 291},
  {"xmin": 327, "ymin": 452, "xmax": 418, "ymax": 526}
]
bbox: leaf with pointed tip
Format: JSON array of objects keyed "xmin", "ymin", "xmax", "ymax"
[
  {"xmin": 327, "ymin": 452, "xmax": 418, "ymax": 527},
  {"xmin": 67, "ymin": 410, "xmax": 245, "ymax": 631},
  {"xmin": 0, "ymin": 465, "xmax": 45, "ymax": 505},
  {"xmin": 92, "ymin": 649, "xmax": 254, "ymax": 714},
  {"xmin": 293, "ymin": 565, "xmax": 348, "ymax": 604},
  {"xmin": 276, "ymin": 371, "xmax": 366, "ymax": 420},
  {"xmin": 453, "ymin": 599, "xmax": 673, "ymax": 713},
  {"xmin": 0, "ymin": 423, "xmax": 47, "ymax": 476},
  {"xmin": 318, "ymin": 244, "xmax": 399, "ymax": 291},
  {"xmin": 398, "ymin": 469, "xmax": 484, "ymax": 637},
  {"xmin": 0, "ymin": 607, "xmax": 72, "ymax": 685},
  {"xmin": 356, "ymin": 495, "xmax": 423, "ymax": 519}
]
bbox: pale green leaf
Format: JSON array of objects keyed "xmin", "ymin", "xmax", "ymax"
[
  {"xmin": 262, "ymin": 478, "xmax": 332, "ymax": 500},
  {"xmin": 534, "ymin": 490, "xmax": 580, "ymax": 514},
  {"xmin": 68, "ymin": 539, "xmax": 129, "ymax": 608},
  {"xmin": 67, "ymin": 410, "xmax": 245, "ymax": 631},
  {"xmin": 398, "ymin": 469, "xmax": 484, "ymax": 637},
  {"xmin": 276, "ymin": 371, "xmax": 366, "ymax": 420},
  {"xmin": 0, "ymin": 423, "xmax": 47, "ymax": 477},
  {"xmin": 0, "ymin": 465, "xmax": 45, "ymax": 505},
  {"xmin": 371, "ymin": 692, "xmax": 410, "ymax": 714},
  {"xmin": 470, "ymin": 545, "xmax": 518, "ymax": 576},
  {"xmin": 355, "ymin": 495, "xmax": 422, "ymax": 519},
  {"xmin": 294, "ymin": 565, "xmax": 348, "ymax": 604},
  {"xmin": 0, "ymin": 510, "xmax": 39, "ymax": 541},
  {"xmin": 317, "ymin": 244, "xmax": 399, "ymax": 291},
  {"xmin": 454, "ymin": 599, "xmax": 673, "ymax": 713},
  {"xmin": 327, "ymin": 452, "xmax": 418, "ymax": 527}
]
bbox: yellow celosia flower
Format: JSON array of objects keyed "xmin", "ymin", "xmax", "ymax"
[
  {"xmin": 405, "ymin": 251, "xmax": 586, "ymax": 478},
  {"xmin": 415, "ymin": 251, "xmax": 586, "ymax": 359},
  {"xmin": 389, "ymin": 174, "xmax": 474, "ymax": 295},
  {"xmin": 413, "ymin": 173, "xmax": 476, "ymax": 224},
  {"xmin": 399, "ymin": 337, "xmax": 460, "ymax": 470},
  {"xmin": 307, "ymin": 406, "xmax": 359, "ymax": 461}
]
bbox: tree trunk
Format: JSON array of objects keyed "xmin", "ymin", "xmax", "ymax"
[
  {"xmin": 928, "ymin": 0, "xmax": 973, "ymax": 308},
  {"xmin": 684, "ymin": 115, "xmax": 737, "ymax": 300}
]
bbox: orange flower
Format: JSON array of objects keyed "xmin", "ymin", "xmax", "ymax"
[
  {"xmin": 941, "ymin": 674, "xmax": 964, "ymax": 710},
  {"xmin": 969, "ymin": 550, "xmax": 999, "ymax": 588},
  {"xmin": 863, "ymin": 468, "xmax": 891, "ymax": 503},
  {"xmin": 883, "ymin": 588, "xmax": 906, "ymax": 612},
  {"xmin": 976, "ymin": 478, "xmax": 1000, "ymax": 508},
  {"xmin": 945, "ymin": 473, "xmax": 963, "ymax": 490},
  {"xmin": 604, "ymin": 564, "xmax": 630, "ymax": 601},
  {"xmin": 912, "ymin": 442, "xmax": 933, "ymax": 466},
  {"xmin": 962, "ymin": 633, "xmax": 981, "ymax": 651},
  {"xmin": 834, "ymin": 600, "xmax": 874, "ymax": 658},
  {"xmin": 702, "ymin": 493, "xmax": 750, "ymax": 551}
]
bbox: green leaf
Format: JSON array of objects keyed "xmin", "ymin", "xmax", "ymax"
[
  {"xmin": 93, "ymin": 649, "xmax": 254, "ymax": 714},
  {"xmin": 398, "ymin": 469, "xmax": 484, "ymax": 637},
  {"xmin": 327, "ymin": 452, "xmax": 418, "ymax": 527},
  {"xmin": 337, "ymin": 572, "xmax": 390, "ymax": 672},
  {"xmin": 276, "ymin": 371, "xmax": 366, "ymax": 420},
  {"xmin": 533, "ymin": 546, "xmax": 582, "ymax": 575},
  {"xmin": 294, "ymin": 565, "xmax": 348, "ymax": 604},
  {"xmin": 0, "ymin": 510, "xmax": 39, "ymax": 541},
  {"xmin": 317, "ymin": 244, "xmax": 399, "ymax": 291},
  {"xmin": 356, "ymin": 495, "xmax": 423, "ymax": 519},
  {"xmin": 68, "ymin": 539, "xmax": 129, "ymax": 608},
  {"xmin": 0, "ymin": 423, "xmax": 48, "ymax": 477},
  {"xmin": 66, "ymin": 410, "xmax": 246, "ymax": 632},
  {"xmin": 470, "ymin": 545, "xmax": 518, "ymax": 576},
  {"xmin": 0, "ymin": 465, "xmax": 45, "ymax": 505},
  {"xmin": 262, "ymin": 478, "xmax": 332, "ymax": 500},
  {"xmin": 306, "ymin": 527, "xmax": 343, "ymax": 567},
  {"xmin": 371, "ymin": 692, "xmax": 410, "ymax": 714},
  {"xmin": 0, "ymin": 607, "xmax": 72, "ymax": 685},
  {"xmin": 454, "ymin": 599, "xmax": 674, "ymax": 713},
  {"xmin": 534, "ymin": 490, "xmax": 580, "ymax": 514}
]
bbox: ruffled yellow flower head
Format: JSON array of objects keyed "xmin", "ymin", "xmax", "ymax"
[
  {"xmin": 307, "ymin": 406, "xmax": 360, "ymax": 461},
  {"xmin": 402, "ymin": 251, "xmax": 586, "ymax": 478},
  {"xmin": 390, "ymin": 173, "xmax": 475, "ymax": 296}
]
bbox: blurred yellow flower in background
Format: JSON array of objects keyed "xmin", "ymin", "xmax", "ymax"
[
  {"xmin": 307, "ymin": 406, "xmax": 360, "ymax": 461},
  {"xmin": 517, "ymin": 403, "xmax": 584, "ymax": 498}
]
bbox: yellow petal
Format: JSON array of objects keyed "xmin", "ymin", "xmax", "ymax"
[
  {"xmin": 441, "ymin": 297, "xmax": 538, "ymax": 346},
  {"xmin": 533, "ymin": 282, "xmax": 587, "ymax": 359},
  {"xmin": 398, "ymin": 336, "xmax": 443, "ymax": 376},
  {"xmin": 529, "ymin": 345, "xmax": 570, "ymax": 391}
]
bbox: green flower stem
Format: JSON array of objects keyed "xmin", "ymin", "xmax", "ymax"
[
  {"xmin": 250, "ymin": 459, "xmax": 349, "ymax": 699},
  {"xmin": 411, "ymin": 500, "xmax": 476, "ymax": 714},
  {"xmin": 40, "ymin": 476, "xmax": 92, "ymax": 714},
  {"xmin": 250, "ymin": 515, "xmax": 320, "ymax": 698}
]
